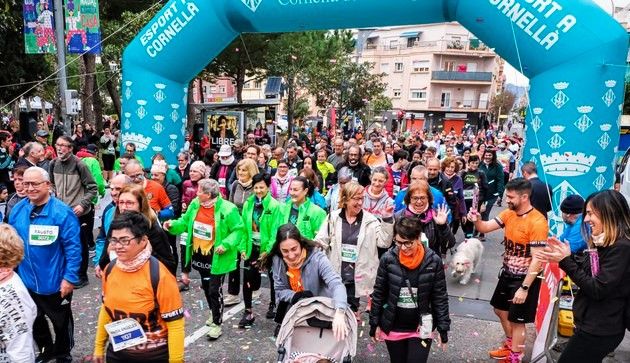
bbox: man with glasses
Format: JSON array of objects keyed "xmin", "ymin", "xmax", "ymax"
[
  {"xmin": 176, "ymin": 152, "xmax": 191, "ymax": 182},
  {"xmin": 124, "ymin": 159, "xmax": 174, "ymax": 221},
  {"xmin": 339, "ymin": 145, "xmax": 371, "ymax": 187},
  {"xmin": 112, "ymin": 142, "xmax": 144, "ymax": 172},
  {"xmin": 9, "ymin": 166, "xmax": 81, "ymax": 363},
  {"xmin": 95, "ymin": 174, "xmax": 132, "ymax": 277},
  {"xmin": 49, "ymin": 135, "xmax": 98, "ymax": 288}
]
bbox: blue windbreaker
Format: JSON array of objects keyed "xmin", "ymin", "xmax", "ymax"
[{"xmin": 10, "ymin": 197, "xmax": 81, "ymax": 294}]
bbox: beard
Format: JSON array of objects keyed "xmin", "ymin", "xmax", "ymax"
[{"xmin": 507, "ymin": 201, "xmax": 517, "ymax": 211}]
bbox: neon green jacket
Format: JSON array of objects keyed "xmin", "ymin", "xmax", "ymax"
[
  {"xmin": 241, "ymin": 192, "xmax": 283, "ymax": 257},
  {"xmin": 113, "ymin": 155, "xmax": 144, "ymax": 172},
  {"xmin": 82, "ymin": 157, "xmax": 106, "ymax": 198},
  {"xmin": 166, "ymin": 197, "xmax": 244, "ymax": 275},
  {"xmin": 280, "ymin": 199, "xmax": 326, "ymax": 240}
]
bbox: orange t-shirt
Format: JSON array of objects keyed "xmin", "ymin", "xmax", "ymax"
[
  {"xmin": 495, "ymin": 208, "xmax": 549, "ymax": 276},
  {"xmin": 102, "ymin": 261, "xmax": 184, "ymax": 348},
  {"xmin": 192, "ymin": 206, "xmax": 215, "ymax": 255},
  {"xmin": 144, "ymin": 180, "xmax": 171, "ymax": 212}
]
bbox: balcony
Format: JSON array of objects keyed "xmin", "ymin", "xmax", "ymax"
[
  {"xmin": 427, "ymin": 98, "xmax": 489, "ymax": 111},
  {"xmin": 431, "ymin": 71, "xmax": 493, "ymax": 82},
  {"xmin": 361, "ymin": 39, "xmax": 495, "ymax": 57}
]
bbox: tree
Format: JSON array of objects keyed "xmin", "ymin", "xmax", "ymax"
[
  {"xmin": 490, "ymin": 91, "xmax": 517, "ymax": 121},
  {"xmin": 203, "ymin": 33, "xmax": 277, "ymax": 103},
  {"xmin": 283, "ymin": 96, "xmax": 310, "ymax": 121}
]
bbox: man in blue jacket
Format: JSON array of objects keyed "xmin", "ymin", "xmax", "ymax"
[{"xmin": 9, "ymin": 166, "xmax": 81, "ymax": 363}]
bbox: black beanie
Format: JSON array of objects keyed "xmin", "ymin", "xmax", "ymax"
[{"xmin": 560, "ymin": 195, "xmax": 584, "ymax": 214}]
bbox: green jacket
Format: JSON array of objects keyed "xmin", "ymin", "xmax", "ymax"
[
  {"xmin": 82, "ymin": 157, "xmax": 106, "ymax": 198},
  {"xmin": 166, "ymin": 168, "xmax": 182, "ymax": 186},
  {"xmin": 280, "ymin": 199, "xmax": 326, "ymax": 240},
  {"xmin": 113, "ymin": 155, "xmax": 144, "ymax": 172},
  {"xmin": 241, "ymin": 193, "xmax": 283, "ymax": 257},
  {"xmin": 166, "ymin": 197, "xmax": 244, "ymax": 275}
]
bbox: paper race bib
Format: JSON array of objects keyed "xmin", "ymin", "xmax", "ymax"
[
  {"xmin": 193, "ymin": 221, "xmax": 213, "ymax": 241},
  {"xmin": 29, "ymin": 225, "xmax": 59, "ymax": 246},
  {"xmin": 179, "ymin": 233, "xmax": 188, "ymax": 246},
  {"xmin": 341, "ymin": 244, "xmax": 358, "ymax": 263},
  {"xmin": 463, "ymin": 189, "xmax": 474, "ymax": 200},
  {"xmin": 397, "ymin": 287, "xmax": 418, "ymax": 309},
  {"xmin": 218, "ymin": 178, "xmax": 226, "ymax": 188},
  {"xmin": 104, "ymin": 318, "xmax": 147, "ymax": 352},
  {"xmin": 252, "ymin": 231, "xmax": 261, "ymax": 246}
]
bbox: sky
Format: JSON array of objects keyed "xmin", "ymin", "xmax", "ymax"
[{"xmin": 505, "ymin": 0, "xmax": 628, "ymax": 86}]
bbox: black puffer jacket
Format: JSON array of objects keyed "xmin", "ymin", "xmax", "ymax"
[{"xmin": 369, "ymin": 246, "xmax": 450, "ymax": 342}]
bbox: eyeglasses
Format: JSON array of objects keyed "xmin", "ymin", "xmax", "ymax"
[
  {"xmin": 108, "ymin": 236, "xmax": 139, "ymax": 247},
  {"xmin": 394, "ymin": 238, "xmax": 416, "ymax": 249},
  {"xmin": 410, "ymin": 195, "xmax": 428, "ymax": 203},
  {"xmin": 23, "ymin": 181, "xmax": 48, "ymax": 188},
  {"xmin": 129, "ymin": 173, "xmax": 144, "ymax": 181},
  {"xmin": 55, "ymin": 143, "xmax": 71, "ymax": 148}
]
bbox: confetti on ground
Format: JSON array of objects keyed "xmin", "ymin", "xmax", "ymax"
[
  {"xmin": 459, "ymin": 296, "xmax": 464, "ymax": 302},
  {"xmin": 367, "ymin": 343, "xmax": 375, "ymax": 353},
  {"xmin": 360, "ymin": 331, "xmax": 364, "ymax": 338},
  {"xmin": 474, "ymin": 278, "xmax": 481, "ymax": 284},
  {"xmin": 552, "ymin": 296, "xmax": 559, "ymax": 303},
  {"xmin": 184, "ymin": 309, "xmax": 191, "ymax": 318},
  {"xmin": 242, "ymin": 345, "xmax": 250, "ymax": 350},
  {"xmin": 473, "ymin": 331, "xmax": 479, "ymax": 336}
]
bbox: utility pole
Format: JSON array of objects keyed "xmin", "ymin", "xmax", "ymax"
[{"xmin": 53, "ymin": 0, "xmax": 69, "ymax": 133}]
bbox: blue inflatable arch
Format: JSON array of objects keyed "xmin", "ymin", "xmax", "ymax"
[{"xmin": 122, "ymin": 0, "xmax": 627, "ymax": 229}]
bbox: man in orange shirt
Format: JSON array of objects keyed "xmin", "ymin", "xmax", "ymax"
[
  {"xmin": 125, "ymin": 160, "xmax": 174, "ymax": 220},
  {"xmin": 468, "ymin": 178, "xmax": 548, "ymax": 363}
]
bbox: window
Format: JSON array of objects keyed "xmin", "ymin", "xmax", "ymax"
[
  {"xmin": 210, "ymin": 86, "xmax": 218, "ymax": 93},
  {"xmin": 410, "ymin": 89, "xmax": 427, "ymax": 100},
  {"xmin": 389, "ymin": 40, "xmax": 399, "ymax": 49},
  {"xmin": 243, "ymin": 82, "xmax": 251, "ymax": 89},
  {"xmin": 407, "ymin": 37, "xmax": 418, "ymax": 48},
  {"xmin": 394, "ymin": 62, "xmax": 404, "ymax": 72},
  {"xmin": 393, "ymin": 89, "xmax": 401, "ymax": 98},
  {"xmin": 444, "ymin": 61, "xmax": 455, "ymax": 72},
  {"xmin": 381, "ymin": 63, "xmax": 390, "ymax": 74},
  {"xmin": 412, "ymin": 60, "xmax": 430, "ymax": 72},
  {"xmin": 202, "ymin": 86, "xmax": 207, "ymax": 94},
  {"xmin": 218, "ymin": 85, "xmax": 226, "ymax": 94}
]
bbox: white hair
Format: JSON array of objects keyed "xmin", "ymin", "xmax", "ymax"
[{"xmin": 25, "ymin": 166, "xmax": 50, "ymax": 182}]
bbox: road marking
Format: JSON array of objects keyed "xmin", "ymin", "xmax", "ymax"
[{"xmin": 184, "ymin": 302, "xmax": 245, "ymax": 347}]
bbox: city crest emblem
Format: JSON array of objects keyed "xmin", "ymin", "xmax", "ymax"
[{"xmin": 242, "ymin": 0, "xmax": 262, "ymax": 12}]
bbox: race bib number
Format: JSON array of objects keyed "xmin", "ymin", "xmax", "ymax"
[
  {"xmin": 341, "ymin": 244, "xmax": 358, "ymax": 263},
  {"xmin": 193, "ymin": 221, "xmax": 213, "ymax": 241},
  {"xmin": 105, "ymin": 318, "xmax": 147, "ymax": 352},
  {"xmin": 29, "ymin": 225, "xmax": 59, "ymax": 246},
  {"xmin": 252, "ymin": 231, "xmax": 261, "ymax": 246},
  {"xmin": 218, "ymin": 178, "xmax": 226, "ymax": 188},
  {"xmin": 397, "ymin": 287, "xmax": 418, "ymax": 309},
  {"xmin": 393, "ymin": 185, "xmax": 401, "ymax": 195},
  {"xmin": 463, "ymin": 189, "xmax": 474, "ymax": 200}
]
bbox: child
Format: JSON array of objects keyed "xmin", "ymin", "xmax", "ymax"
[{"xmin": 0, "ymin": 224, "xmax": 37, "ymax": 362}]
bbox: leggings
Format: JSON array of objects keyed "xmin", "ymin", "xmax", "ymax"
[
  {"xmin": 228, "ymin": 255, "xmax": 241, "ymax": 296},
  {"xmin": 385, "ymin": 337, "xmax": 432, "ymax": 363},
  {"xmin": 193, "ymin": 251, "xmax": 225, "ymax": 325},
  {"xmin": 558, "ymin": 330, "xmax": 624, "ymax": 363},
  {"xmin": 243, "ymin": 245, "xmax": 262, "ymax": 310}
]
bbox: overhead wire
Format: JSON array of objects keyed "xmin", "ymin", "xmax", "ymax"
[
  {"xmin": 0, "ymin": 69, "xmax": 117, "ymax": 89},
  {"xmin": 0, "ymin": 0, "xmax": 164, "ymax": 111}
]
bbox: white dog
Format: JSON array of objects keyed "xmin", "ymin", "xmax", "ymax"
[{"xmin": 450, "ymin": 238, "xmax": 484, "ymax": 285}]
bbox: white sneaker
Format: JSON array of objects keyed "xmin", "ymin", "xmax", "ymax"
[
  {"xmin": 223, "ymin": 294, "xmax": 241, "ymax": 306},
  {"xmin": 205, "ymin": 312, "xmax": 213, "ymax": 326}
]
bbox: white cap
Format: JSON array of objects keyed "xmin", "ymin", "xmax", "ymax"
[{"xmin": 217, "ymin": 144, "xmax": 232, "ymax": 157}]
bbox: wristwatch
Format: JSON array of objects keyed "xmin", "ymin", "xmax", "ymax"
[{"xmin": 520, "ymin": 284, "xmax": 529, "ymax": 291}]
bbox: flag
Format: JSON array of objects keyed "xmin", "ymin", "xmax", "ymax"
[
  {"xmin": 65, "ymin": 0, "xmax": 102, "ymax": 54},
  {"xmin": 23, "ymin": 0, "xmax": 57, "ymax": 54}
]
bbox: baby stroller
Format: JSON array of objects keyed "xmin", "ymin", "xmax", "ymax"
[{"xmin": 276, "ymin": 296, "xmax": 357, "ymax": 363}]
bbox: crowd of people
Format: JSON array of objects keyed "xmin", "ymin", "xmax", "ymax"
[{"xmin": 0, "ymin": 119, "xmax": 628, "ymax": 363}]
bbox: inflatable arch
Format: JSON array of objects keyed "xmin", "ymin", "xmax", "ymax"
[{"xmin": 122, "ymin": 0, "xmax": 627, "ymax": 229}]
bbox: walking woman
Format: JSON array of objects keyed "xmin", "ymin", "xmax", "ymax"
[
  {"xmin": 441, "ymin": 157, "xmax": 466, "ymax": 234},
  {"xmin": 270, "ymin": 159, "xmax": 293, "ymax": 203},
  {"xmin": 280, "ymin": 176, "xmax": 327, "ymax": 239},
  {"xmin": 93, "ymin": 212, "xmax": 184, "ymax": 363},
  {"xmin": 270, "ymin": 223, "xmax": 348, "ymax": 340},
  {"xmin": 163, "ymin": 179, "xmax": 244, "ymax": 340},
  {"xmin": 99, "ymin": 184, "xmax": 176, "ymax": 275},
  {"xmin": 363, "ymin": 166, "xmax": 395, "ymax": 220},
  {"xmin": 534, "ymin": 190, "xmax": 630, "ymax": 363},
  {"xmin": 314, "ymin": 181, "xmax": 394, "ymax": 314},
  {"xmin": 369, "ymin": 216, "xmax": 450, "ymax": 363},
  {"xmin": 395, "ymin": 181, "xmax": 455, "ymax": 256},
  {"xmin": 238, "ymin": 173, "xmax": 283, "ymax": 327},
  {"xmin": 479, "ymin": 149, "xmax": 505, "ymax": 222}
]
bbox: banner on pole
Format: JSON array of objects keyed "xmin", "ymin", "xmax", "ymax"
[
  {"xmin": 532, "ymin": 263, "xmax": 564, "ymax": 362},
  {"xmin": 64, "ymin": 0, "xmax": 102, "ymax": 54},
  {"xmin": 23, "ymin": 0, "xmax": 57, "ymax": 54}
]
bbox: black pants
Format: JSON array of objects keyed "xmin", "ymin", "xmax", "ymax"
[
  {"xmin": 243, "ymin": 245, "xmax": 262, "ymax": 310},
  {"xmin": 167, "ymin": 234, "xmax": 178, "ymax": 273},
  {"xmin": 30, "ymin": 291, "xmax": 74, "ymax": 358},
  {"xmin": 450, "ymin": 218, "xmax": 461, "ymax": 235},
  {"xmin": 481, "ymin": 196, "xmax": 498, "ymax": 222},
  {"xmin": 268, "ymin": 269, "xmax": 276, "ymax": 306},
  {"xmin": 385, "ymin": 337, "xmax": 432, "ymax": 363},
  {"xmin": 344, "ymin": 282, "xmax": 361, "ymax": 312},
  {"xmin": 193, "ymin": 251, "xmax": 225, "ymax": 325},
  {"xmin": 227, "ymin": 255, "xmax": 241, "ymax": 296},
  {"xmin": 78, "ymin": 209, "xmax": 94, "ymax": 281},
  {"xmin": 558, "ymin": 330, "xmax": 624, "ymax": 363}
]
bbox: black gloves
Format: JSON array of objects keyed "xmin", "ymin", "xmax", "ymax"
[{"xmin": 291, "ymin": 290, "xmax": 314, "ymax": 304}]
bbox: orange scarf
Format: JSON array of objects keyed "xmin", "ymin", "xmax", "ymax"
[
  {"xmin": 399, "ymin": 245, "xmax": 424, "ymax": 270},
  {"xmin": 285, "ymin": 249, "xmax": 307, "ymax": 292}
]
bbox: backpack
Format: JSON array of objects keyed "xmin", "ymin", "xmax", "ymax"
[{"xmin": 104, "ymin": 256, "xmax": 160, "ymax": 310}]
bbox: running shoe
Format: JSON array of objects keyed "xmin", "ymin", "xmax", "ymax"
[
  {"xmin": 207, "ymin": 323, "xmax": 222, "ymax": 340},
  {"xmin": 223, "ymin": 294, "xmax": 241, "ymax": 306},
  {"xmin": 205, "ymin": 312, "xmax": 213, "ymax": 326},
  {"xmin": 238, "ymin": 311, "xmax": 255, "ymax": 328},
  {"xmin": 266, "ymin": 303, "xmax": 276, "ymax": 319},
  {"xmin": 489, "ymin": 340, "xmax": 511, "ymax": 360},
  {"xmin": 500, "ymin": 351, "xmax": 523, "ymax": 363}
]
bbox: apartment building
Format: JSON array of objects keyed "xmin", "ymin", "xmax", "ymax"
[{"xmin": 357, "ymin": 23, "xmax": 504, "ymax": 134}]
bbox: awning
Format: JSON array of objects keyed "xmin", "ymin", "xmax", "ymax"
[
  {"xmin": 400, "ymin": 31, "xmax": 421, "ymax": 38},
  {"xmin": 366, "ymin": 34, "xmax": 379, "ymax": 39}
]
